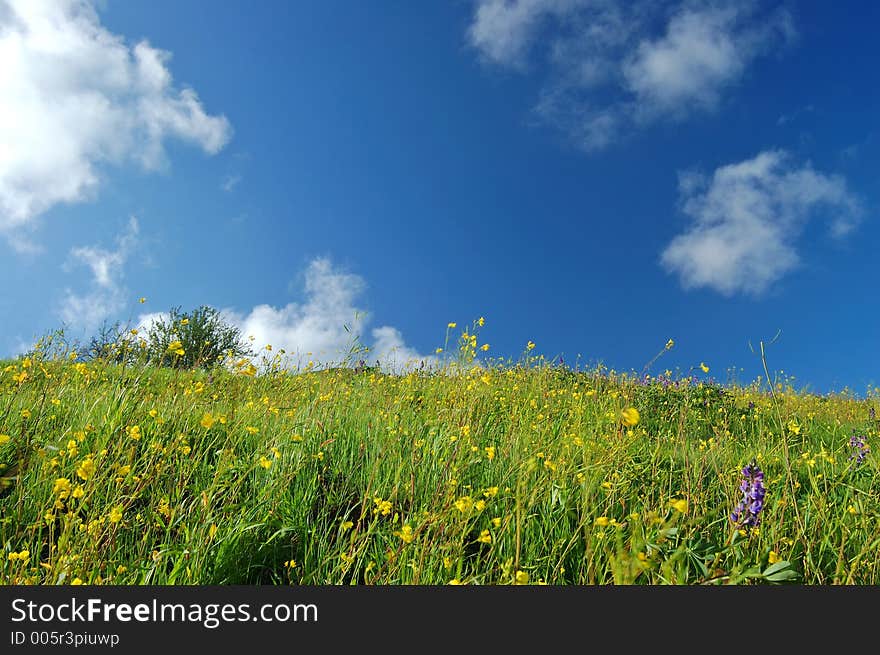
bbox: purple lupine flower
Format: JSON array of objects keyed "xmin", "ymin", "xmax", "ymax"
[
  {"xmin": 731, "ymin": 461, "xmax": 766, "ymax": 532},
  {"xmin": 849, "ymin": 433, "xmax": 870, "ymax": 467},
  {"xmin": 870, "ymin": 406, "xmax": 876, "ymax": 421}
]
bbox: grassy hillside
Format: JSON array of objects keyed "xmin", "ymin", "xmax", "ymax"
[{"xmin": 1, "ymin": 347, "xmax": 877, "ymax": 585}]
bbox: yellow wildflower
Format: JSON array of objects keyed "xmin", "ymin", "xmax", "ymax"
[
  {"xmin": 621, "ymin": 407, "xmax": 640, "ymax": 427},
  {"xmin": 454, "ymin": 496, "xmax": 473, "ymax": 513},
  {"xmin": 395, "ymin": 525, "xmax": 415, "ymax": 544},
  {"xmin": 373, "ymin": 498, "xmax": 392, "ymax": 516},
  {"xmin": 76, "ymin": 457, "xmax": 95, "ymax": 481},
  {"xmin": 53, "ymin": 477, "xmax": 72, "ymax": 498}
]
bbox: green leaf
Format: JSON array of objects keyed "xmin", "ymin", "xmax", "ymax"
[
  {"xmin": 762, "ymin": 560, "xmax": 799, "ymax": 582},
  {"xmin": 762, "ymin": 560, "xmax": 792, "ymax": 577},
  {"xmin": 765, "ymin": 569, "xmax": 799, "ymax": 582}
]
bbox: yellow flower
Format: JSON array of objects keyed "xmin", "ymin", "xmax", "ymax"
[
  {"xmin": 53, "ymin": 477, "xmax": 72, "ymax": 498},
  {"xmin": 139, "ymin": 297, "xmax": 146, "ymax": 304},
  {"xmin": 480, "ymin": 344, "xmax": 490, "ymax": 351},
  {"xmin": 394, "ymin": 524, "xmax": 415, "ymax": 544},
  {"xmin": 768, "ymin": 550, "xmax": 779, "ymax": 564},
  {"xmin": 448, "ymin": 578, "xmax": 462, "ymax": 585},
  {"xmin": 373, "ymin": 498, "xmax": 392, "ymax": 516},
  {"xmin": 0, "ymin": 434, "xmax": 10, "ymax": 445},
  {"xmin": 447, "ymin": 322, "xmax": 457, "ymax": 329},
  {"xmin": 665, "ymin": 339, "xmax": 674, "ymax": 350},
  {"xmin": 72, "ymin": 485, "xmax": 85, "ymax": 499},
  {"xmin": 108, "ymin": 505, "xmax": 123, "ymax": 523},
  {"xmin": 787, "ymin": 420, "xmax": 801, "ymax": 435},
  {"xmin": 127, "ymin": 425, "xmax": 141, "ymax": 440},
  {"xmin": 526, "ymin": 341, "xmax": 535, "ymax": 351},
  {"xmin": 245, "ymin": 426, "xmax": 260, "ymax": 435},
  {"xmin": 20, "ymin": 409, "xmax": 31, "ymax": 419},
  {"xmin": 514, "ymin": 570, "xmax": 529, "ymax": 585},
  {"xmin": 454, "ymin": 496, "xmax": 473, "ymax": 513},
  {"xmin": 478, "ymin": 317, "xmax": 485, "ymax": 327},
  {"xmin": 71, "ymin": 578, "xmax": 83, "ymax": 585},
  {"xmin": 700, "ymin": 362, "xmax": 710, "ymax": 373},
  {"xmin": 179, "ymin": 318, "xmax": 189, "ymax": 326},
  {"xmin": 200, "ymin": 413, "xmax": 216, "ymax": 429},
  {"xmin": 435, "ymin": 348, "xmax": 443, "ymax": 354},
  {"xmin": 258, "ymin": 456, "xmax": 272, "ymax": 469},
  {"xmin": 483, "ymin": 486, "xmax": 499, "ymax": 498},
  {"xmin": 341, "ymin": 521, "xmax": 354, "ymax": 531},
  {"xmin": 477, "ymin": 529, "xmax": 492, "ymax": 544},
  {"xmin": 670, "ymin": 498, "xmax": 688, "ymax": 514},
  {"xmin": 491, "ymin": 517, "xmax": 502, "ymax": 528},
  {"xmin": 76, "ymin": 457, "xmax": 95, "ymax": 481},
  {"xmin": 621, "ymin": 407, "xmax": 640, "ymax": 427},
  {"xmin": 594, "ymin": 516, "xmax": 610, "ymax": 527},
  {"xmin": 484, "ymin": 446, "xmax": 496, "ymax": 461}
]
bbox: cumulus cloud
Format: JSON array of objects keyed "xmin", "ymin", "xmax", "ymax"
[
  {"xmin": 59, "ymin": 216, "xmax": 139, "ymax": 332},
  {"xmin": 468, "ymin": 0, "xmax": 794, "ymax": 149},
  {"xmin": 0, "ymin": 0, "xmax": 231, "ymax": 244},
  {"xmin": 213, "ymin": 259, "xmax": 436, "ymax": 372},
  {"xmin": 661, "ymin": 151, "xmax": 862, "ymax": 296}
]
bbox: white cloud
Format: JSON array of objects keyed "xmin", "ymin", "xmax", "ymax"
[
  {"xmin": 223, "ymin": 258, "xmax": 437, "ymax": 372},
  {"xmin": 135, "ymin": 311, "xmax": 168, "ymax": 334},
  {"xmin": 221, "ymin": 174, "xmax": 242, "ymax": 192},
  {"xmin": 468, "ymin": 0, "xmax": 589, "ymax": 69},
  {"xmin": 0, "ymin": 0, "xmax": 231, "ymax": 242},
  {"xmin": 661, "ymin": 151, "xmax": 862, "ymax": 296},
  {"xmin": 468, "ymin": 0, "xmax": 794, "ymax": 149},
  {"xmin": 59, "ymin": 216, "xmax": 139, "ymax": 332}
]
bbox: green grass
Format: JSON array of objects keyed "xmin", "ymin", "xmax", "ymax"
[{"xmin": 1, "ymin": 347, "xmax": 877, "ymax": 585}]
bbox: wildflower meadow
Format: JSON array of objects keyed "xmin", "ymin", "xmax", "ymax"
[{"xmin": 1, "ymin": 320, "xmax": 877, "ymax": 586}]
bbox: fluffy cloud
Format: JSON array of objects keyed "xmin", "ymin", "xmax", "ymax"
[
  {"xmin": 59, "ymin": 216, "xmax": 139, "ymax": 332},
  {"xmin": 192, "ymin": 259, "xmax": 436, "ymax": 372},
  {"xmin": 661, "ymin": 151, "xmax": 861, "ymax": 296},
  {"xmin": 0, "ymin": 0, "xmax": 231, "ymax": 245},
  {"xmin": 468, "ymin": 0, "xmax": 794, "ymax": 149}
]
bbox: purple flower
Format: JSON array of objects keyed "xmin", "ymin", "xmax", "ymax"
[
  {"xmin": 731, "ymin": 461, "xmax": 766, "ymax": 532},
  {"xmin": 849, "ymin": 433, "xmax": 870, "ymax": 467}
]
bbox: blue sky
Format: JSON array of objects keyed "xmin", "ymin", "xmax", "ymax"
[{"xmin": 1, "ymin": 0, "xmax": 877, "ymax": 393}]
